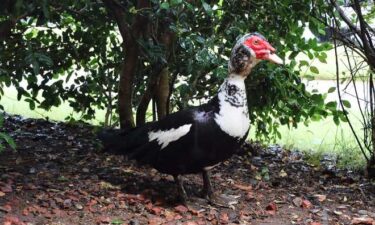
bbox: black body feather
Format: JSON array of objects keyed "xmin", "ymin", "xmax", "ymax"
[{"xmin": 98, "ymin": 94, "xmax": 247, "ymax": 176}]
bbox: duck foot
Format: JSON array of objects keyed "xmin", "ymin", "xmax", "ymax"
[
  {"xmin": 207, "ymin": 193, "xmax": 239, "ymax": 208},
  {"xmin": 201, "ymin": 170, "xmax": 235, "ymax": 207}
]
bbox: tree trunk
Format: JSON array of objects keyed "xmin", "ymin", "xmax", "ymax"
[
  {"xmin": 155, "ymin": 67, "xmax": 170, "ymax": 119},
  {"xmin": 136, "ymin": 72, "xmax": 160, "ymax": 126},
  {"xmin": 103, "ymin": 0, "xmax": 149, "ymax": 129},
  {"xmin": 118, "ymin": 43, "xmax": 137, "ymax": 128},
  {"xmin": 0, "ymin": 20, "xmax": 15, "ymax": 40}
]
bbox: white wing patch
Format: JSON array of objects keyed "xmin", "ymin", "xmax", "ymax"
[{"xmin": 148, "ymin": 124, "xmax": 192, "ymax": 149}]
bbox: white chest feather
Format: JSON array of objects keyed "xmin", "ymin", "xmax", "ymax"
[
  {"xmin": 148, "ymin": 124, "xmax": 192, "ymax": 149},
  {"xmin": 214, "ymin": 77, "xmax": 250, "ymax": 139}
]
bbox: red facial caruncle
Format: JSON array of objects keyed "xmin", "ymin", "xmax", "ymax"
[{"xmin": 243, "ymin": 36, "xmax": 282, "ymax": 64}]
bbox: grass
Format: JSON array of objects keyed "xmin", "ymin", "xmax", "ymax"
[
  {"xmin": 294, "ymin": 46, "xmax": 369, "ymax": 80},
  {"xmin": 272, "ymin": 113, "xmax": 366, "ymax": 170},
  {"xmin": 0, "ymin": 88, "xmax": 107, "ymax": 125}
]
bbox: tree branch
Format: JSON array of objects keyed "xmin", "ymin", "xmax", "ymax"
[
  {"xmin": 102, "ymin": 0, "xmax": 131, "ymax": 43},
  {"xmin": 334, "ymin": 31, "xmax": 370, "ymax": 162},
  {"xmin": 330, "ymin": 0, "xmax": 361, "ymax": 34}
]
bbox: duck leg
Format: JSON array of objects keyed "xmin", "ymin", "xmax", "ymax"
[
  {"xmin": 173, "ymin": 175, "xmax": 188, "ymax": 204},
  {"xmin": 202, "ymin": 169, "xmax": 214, "ymax": 199},
  {"xmin": 202, "ymin": 170, "xmax": 233, "ymax": 207}
]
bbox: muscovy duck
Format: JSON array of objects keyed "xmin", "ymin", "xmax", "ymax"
[{"xmin": 99, "ymin": 33, "xmax": 282, "ymax": 204}]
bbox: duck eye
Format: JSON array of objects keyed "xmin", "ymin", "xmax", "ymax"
[{"xmin": 253, "ymin": 40, "xmax": 259, "ymax": 45}]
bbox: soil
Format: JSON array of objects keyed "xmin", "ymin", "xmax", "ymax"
[{"xmin": 0, "ymin": 114, "xmax": 374, "ymax": 225}]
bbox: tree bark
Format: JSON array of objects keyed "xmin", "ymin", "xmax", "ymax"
[
  {"xmin": 0, "ymin": 20, "xmax": 15, "ymax": 40},
  {"xmin": 155, "ymin": 67, "xmax": 170, "ymax": 119},
  {"xmin": 103, "ymin": 0, "xmax": 150, "ymax": 129},
  {"xmin": 136, "ymin": 64, "xmax": 164, "ymax": 126}
]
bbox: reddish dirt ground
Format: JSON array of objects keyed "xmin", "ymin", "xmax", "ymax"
[{"xmin": 0, "ymin": 115, "xmax": 374, "ymax": 225}]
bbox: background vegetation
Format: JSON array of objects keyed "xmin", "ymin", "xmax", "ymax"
[{"xmin": 0, "ymin": 0, "xmax": 374, "ymax": 175}]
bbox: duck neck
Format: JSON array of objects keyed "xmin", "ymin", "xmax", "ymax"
[{"xmin": 217, "ymin": 74, "xmax": 247, "ymax": 108}]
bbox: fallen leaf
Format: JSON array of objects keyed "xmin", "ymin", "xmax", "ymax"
[
  {"xmin": 233, "ymin": 183, "xmax": 252, "ymax": 191},
  {"xmin": 74, "ymin": 203, "xmax": 83, "ymax": 210},
  {"xmin": 314, "ymin": 194, "xmax": 326, "ymax": 202},
  {"xmin": 279, "ymin": 169, "xmax": 288, "ymax": 177},
  {"xmin": 245, "ymin": 191, "xmax": 255, "ymax": 201},
  {"xmin": 148, "ymin": 217, "xmax": 163, "ymax": 225},
  {"xmin": 44, "ymin": 212, "xmax": 53, "ymax": 219},
  {"xmin": 3, "ymin": 215, "xmax": 22, "ymax": 225},
  {"xmin": 334, "ymin": 210, "xmax": 342, "ymax": 215},
  {"xmin": 0, "ymin": 185, "xmax": 12, "ymax": 193},
  {"xmin": 164, "ymin": 210, "xmax": 176, "ymax": 221},
  {"xmin": 22, "ymin": 208, "xmax": 29, "ymax": 216},
  {"xmin": 266, "ymin": 202, "xmax": 277, "ymax": 215},
  {"xmin": 351, "ymin": 217, "xmax": 374, "ymax": 225},
  {"xmin": 184, "ymin": 221, "xmax": 198, "ymax": 225},
  {"xmin": 174, "ymin": 214, "xmax": 183, "ymax": 220},
  {"xmin": 266, "ymin": 202, "xmax": 277, "ymax": 211},
  {"xmin": 302, "ymin": 199, "xmax": 313, "ymax": 209},
  {"xmin": 52, "ymin": 208, "xmax": 65, "ymax": 217},
  {"xmin": 151, "ymin": 206, "xmax": 163, "ymax": 215},
  {"xmin": 174, "ymin": 205, "xmax": 188, "ymax": 214},
  {"xmin": 292, "ymin": 197, "xmax": 303, "ymax": 207},
  {"xmin": 310, "ymin": 222, "xmax": 322, "ymax": 225},
  {"xmin": 219, "ymin": 212, "xmax": 229, "ymax": 223},
  {"xmin": 96, "ymin": 216, "xmax": 111, "ymax": 224},
  {"xmin": 0, "ymin": 204, "xmax": 12, "ymax": 213}
]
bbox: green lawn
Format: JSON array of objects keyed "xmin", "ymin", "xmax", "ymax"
[
  {"xmin": 294, "ymin": 46, "xmax": 369, "ymax": 80},
  {"xmin": 273, "ymin": 112, "xmax": 364, "ymax": 169},
  {"xmin": 1, "ymin": 88, "xmax": 107, "ymax": 125}
]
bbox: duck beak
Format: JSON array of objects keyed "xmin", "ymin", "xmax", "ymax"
[
  {"xmin": 251, "ymin": 40, "xmax": 283, "ymax": 64},
  {"xmin": 263, "ymin": 42, "xmax": 283, "ymax": 64},
  {"xmin": 265, "ymin": 52, "xmax": 283, "ymax": 64}
]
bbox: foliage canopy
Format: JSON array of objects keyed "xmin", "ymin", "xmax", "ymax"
[{"xmin": 0, "ymin": 0, "xmax": 347, "ymax": 141}]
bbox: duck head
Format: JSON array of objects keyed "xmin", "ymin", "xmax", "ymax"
[{"xmin": 228, "ymin": 33, "xmax": 283, "ymax": 77}]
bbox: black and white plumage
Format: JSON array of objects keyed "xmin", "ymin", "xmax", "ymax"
[{"xmin": 99, "ymin": 33, "xmax": 282, "ymax": 204}]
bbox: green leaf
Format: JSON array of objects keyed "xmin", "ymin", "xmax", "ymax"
[
  {"xmin": 317, "ymin": 56, "xmax": 327, "ymax": 63},
  {"xmin": 289, "ymin": 51, "xmax": 299, "ymax": 59},
  {"xmin": 342, "ymin": 100, "xmax": 351, "ymax": 108},
  {"xmin": 129, "ymin": 6, "xmax": 137, "ymax": 14},
  {"xmin": 333, "ymin": 115, "xmax": 340, "ymax": 125},
  {"xmin": 299, "ymin": 60, "xmax": 309, "ymax": 67},
  {"xmin": 160, "ymin": 2, "xmax": 170, "ymax": 9},
  {"xmin": 0, "ymin": 132, "xmax": 16, "ymax": 150},
  {"xmin": 328, "ymin": 87, "xmax": 336, "ymax": 93},
  {"xmin": 111, "ymin": 219, "xmax": 124, "ymax": 225},
  {"xmin": 339, "ymin": 112, "xmax": 348, "ymax": 122},
  {"xmin": 307, "ymin": 51, "xmax": 314, "ymax": 60},
  {"xmin": 326, "ymin": 101, "xmax": 337, "ymax": 110},
  {"xmin": 201, "ymin": 0, "xmax": 212, "ymax": 15},
  {"xmin": 310, "ymin": 66, "xmax": 319, "ymax": 74},
  {"xmin": 170, "ymin": 0, "xmax": 182, "ymax": 6},
  {"xmin": 305, "ymin": 75, "xmax": 315, "ymax": 81},
  {"xmin": 29, "ymin": 100, "xmax": 35, "ymax": 110}
]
